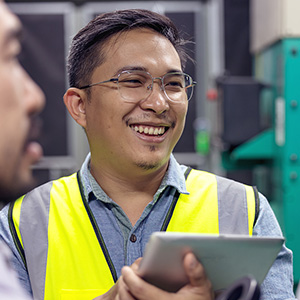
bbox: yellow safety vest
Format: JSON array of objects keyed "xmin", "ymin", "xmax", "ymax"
[{"xmin": 9, "ymin": 169, "xmax": 258, "ymax": 300}]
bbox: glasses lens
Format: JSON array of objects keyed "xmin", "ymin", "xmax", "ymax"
[
  {"xmin": 163, "ymin": 72, "xmax": 194, "ymax": 102},
  {"xmin": 117, "ymin": 70, "xmax": 195, "ymax": 102},
  {"xmin": 117, "ymin": 71, "xmax": 152, "ymax": 102}
]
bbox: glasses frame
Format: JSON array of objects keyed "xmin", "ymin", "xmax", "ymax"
[{"xmin": 78, "ymin": 70, "xmax": 197, "ymax": 102}]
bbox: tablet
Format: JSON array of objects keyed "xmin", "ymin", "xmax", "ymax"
[{"xmin": 138, "ymin": 232, "xmax": 284, "ymax": 293}]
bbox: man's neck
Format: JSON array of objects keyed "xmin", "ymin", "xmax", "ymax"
[{"xmin": 89, "ymin": 160, "xmax": 168, "ymax": 225}]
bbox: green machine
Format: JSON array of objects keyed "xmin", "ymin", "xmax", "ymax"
[
  {"xmin": 216, "ymin": 0, "xmax": 300, "ymax": 285},
  {"xmin": 254, "ymin": 40, "xmax": 300, "ymax": 285},
  {"xmin": 219, "ymin": 38, "xmax": 300, "ymax": 284}
]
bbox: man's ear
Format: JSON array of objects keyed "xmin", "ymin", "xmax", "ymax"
[{"xmin": 63, "ymin": 88, "xmax": 87, "ymax": 128}]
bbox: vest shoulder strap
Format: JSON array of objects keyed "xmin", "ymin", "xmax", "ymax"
[
  {"xmin": 165, "ymin": 168, "xmax": 259, "ymax": 235},
  {"xmin": 8, "ymin": 173, "xmax": 116, "ymax": 300}
]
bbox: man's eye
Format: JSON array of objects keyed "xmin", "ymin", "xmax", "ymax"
[
  {"xmin": 168, "ymin": 81, "xmax": 183, "ymax": 86},
  {"xmin": 120, "ymin": 76, "xmax": 146, "ymax": 87},
  {"xmin": 165, "ymin": 81, "xmax": 184, "ymax": 89},
  {"xmin": 6, "ymin": 50, "xmax": 23, "ymax": 65},
  {"xmin": 124, "ymin": 79, "xmax": 142, "ymax": 84}
]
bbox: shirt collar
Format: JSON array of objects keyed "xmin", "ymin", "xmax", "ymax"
[
  {"xmin": 160, "ymin": 154, "xmax": 189, "ymax": 194},
  {"xmin": 79, "ymin": 153, "xmax": 189, "ymax": 203}
]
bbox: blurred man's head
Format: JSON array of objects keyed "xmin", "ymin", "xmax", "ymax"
[{"xmin": 0, "ymin": 0, "xmax": 45, "ymax": 204}]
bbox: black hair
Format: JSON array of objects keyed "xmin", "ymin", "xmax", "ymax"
[{"xmin": 67, "ymin": 9, "xmax": 190, "ymax": 89}]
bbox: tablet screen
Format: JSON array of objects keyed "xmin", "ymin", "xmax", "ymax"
[{"xmin": 139, "ymin": 232, "xmax": 284, "ymax": 293}]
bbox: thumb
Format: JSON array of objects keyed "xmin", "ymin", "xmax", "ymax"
[
  {"xmin": 183, "ymin": 253, "xmax": 211, "ymax": 288},
  {"xmin": 180, "ymin": 253, "xmax": 214, "ymax": 299}
]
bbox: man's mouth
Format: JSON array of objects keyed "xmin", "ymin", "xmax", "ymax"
[
  {"xmin": 130, "ymin": 125, "xmax": 168, "ymax": 136},
  {"xmin": 28, "ymin": 116, "xmax": 42, "ymax": 140},
  {"xmin": 24, "ymin": 116, "xmax": 43, "ymax": 157}
]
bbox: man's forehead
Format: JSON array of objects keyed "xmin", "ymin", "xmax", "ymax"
[
  {"xmin": 102, "ymin": 28, "xmax": 178, "ymax": 61},
  {"xmin": 106, "ymin": 28, "xmax": 168, "ymax": 47},
  {"xmin": 0, "ymin": 2, "xmax": 22, "ymax": 47}
]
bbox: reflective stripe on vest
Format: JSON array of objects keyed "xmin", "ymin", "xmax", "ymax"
[
  {"xmin": 10, "ymin": 173, "xmax": 116, "ymax": 300},
  {"xmin": 9, "ymin": 169, "xmax": 258, "ymax": 300},
  {"xmin": 165, "ymin": 169, "xmax": 257, "ymax": 235}
]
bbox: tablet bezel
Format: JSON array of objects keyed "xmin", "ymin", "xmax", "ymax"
[{"xmin": 139, "ymin": 232, "xmax": 284, "ymax": 293}]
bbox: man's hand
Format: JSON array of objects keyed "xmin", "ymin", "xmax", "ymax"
[
  {"xmin": 122, "ymin": 252, "xmax": 213, "ymax": 300},
  {"xmin": 94, "ymin": 253, "xmax": 214, "ymax": 300},
  {"xmin": 92, "ymin": 258, "xmax": 143, "ymax": 300}
]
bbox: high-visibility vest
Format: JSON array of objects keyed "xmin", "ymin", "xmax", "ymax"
[{"xmin": 8, "ymin": 168, "xmax": 258, "ymax": 300}]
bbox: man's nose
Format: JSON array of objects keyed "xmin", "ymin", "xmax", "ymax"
[
  {"xmin": 24, "ymin": 69, "xmax": 45, "ymax": 116},
  {"xmin": 140, "ymin": 79, "xmax": 170, "ymax": 114}
]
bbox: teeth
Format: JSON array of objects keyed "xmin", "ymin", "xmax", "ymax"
[{"xmin": 131, "ymin": 125, "xmax": 166, "ymax": 136}]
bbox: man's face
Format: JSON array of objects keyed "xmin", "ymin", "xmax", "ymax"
[
  {"xmin": 0, "ymin": 1, "xmax": 45, "ymax": 203},
  {"xmin": 82, "ymin": 28, "xmax": 188, "ymax": 177}
]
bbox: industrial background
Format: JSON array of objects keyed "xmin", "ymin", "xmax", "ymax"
[{"xmin": 6, "ymin": 0, "xmax": 300, "ymax": 290}]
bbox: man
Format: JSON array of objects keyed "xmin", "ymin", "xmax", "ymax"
[
  {"xmin": 0, "ymin": 0, "xmax": 45, "ymax": 299},
  {"xmin": 0, "ymin": 9, "xmax": 296, "ymax": 300}
]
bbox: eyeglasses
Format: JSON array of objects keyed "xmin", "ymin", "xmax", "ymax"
[{"xmin": 78, "ymin": 70, "xmax": 196, "ymax": 103}]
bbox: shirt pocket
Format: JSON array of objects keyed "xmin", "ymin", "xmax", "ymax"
[{"xmin": 60, "ymin": 289, "xmax": 107, "ymax": 300}]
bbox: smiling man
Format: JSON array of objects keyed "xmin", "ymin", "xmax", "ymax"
[
  {"xmin": 0, "ymin": 9, "xmax": 296, "ymax": 300},
  {"xmin": 0, "ymin": 0, "xmax": 45, "ymax": 298}
]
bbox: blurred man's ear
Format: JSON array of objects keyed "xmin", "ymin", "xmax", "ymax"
[{"xmin": 63, "ymin": 88, "xmax": 87, "ymax": 128}]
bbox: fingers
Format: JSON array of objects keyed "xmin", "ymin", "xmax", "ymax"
[
  {"xmin": 121, "ymin": 265, "xmax": 170, "ymax": 300},
  {"xmin": 182, "ymin": 252, "xmax": 214, "ymax": 299},
  {"xmin": 116, "ymin": 275, "xmax": 137, "ymax": 300},
  {"xmin": 131, "ymin": 257, "xmax": 143, "ymax": 273},
  {"xmin": 116, "ymin": 258, "xmax": 144, "ymax": 300},
  {"xmin": 92, "ymin": 277, "xmax": 136, "ymax": 300},
  {"xmin": 117, "ymin": 281, "xmax": 136, "ymax": 300},
  {"xmin": 183, "ymin": 253, "xmax": 206, "ymax": 286},
  {"xmin": 120, "ymin": 255, "xmax": 213, "ymax": 300},
  {"xmin": 92, "ymin": 258, "xmax": 144, "ymax": 300},
  {"xmin": 92, "ymin": 279, "xmax": 121, "ymax": 300}
]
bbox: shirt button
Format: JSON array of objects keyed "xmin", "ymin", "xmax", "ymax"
[{"xmin": 130, "ymin": 234, "xmax": 137, "ymax": 243}]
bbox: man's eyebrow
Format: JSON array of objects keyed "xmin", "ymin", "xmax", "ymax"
[
  {"xmin": 113, "ymin": 66, "xmax": 147, "ymax": 76},
  {"xmin": 166, "ymin": 68, "xmax": 183, "ymax": 74},
  {"xmin": 112, "ymin": 66, "xmax": 183, "ymax": 77}
]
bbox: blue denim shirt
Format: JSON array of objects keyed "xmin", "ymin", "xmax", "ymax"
[{"xmin": 0, "ymin": 153, "xmax": 296, "ymax": 299}]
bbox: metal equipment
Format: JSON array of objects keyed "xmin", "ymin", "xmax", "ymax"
[{"xmin": 217, "ymin": 0, "xmax": 300, "ymax": 284}]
